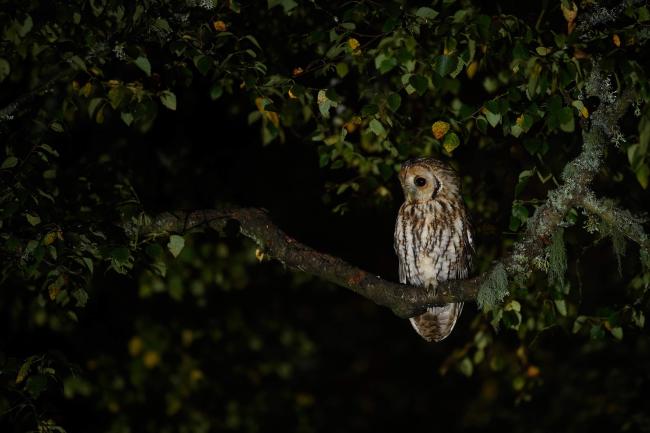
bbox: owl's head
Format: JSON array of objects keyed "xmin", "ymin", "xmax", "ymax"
[{"xmin": 398, "ymin": 157, "xmax": 461, "ymax": 203}]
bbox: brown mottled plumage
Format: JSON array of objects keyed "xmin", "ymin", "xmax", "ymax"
[{"xmin": 394, "ymin": 157, "xmax": 474, "ymax": 342}]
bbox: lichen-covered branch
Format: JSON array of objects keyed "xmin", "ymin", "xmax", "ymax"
[{"xmin": 580, "ymin": 192, "xmax": 649, "ymax": 250}]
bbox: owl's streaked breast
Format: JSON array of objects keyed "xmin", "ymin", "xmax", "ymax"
[{"xmin": 394, "ymin": 199, "xmax": 470, "ymax": 288}]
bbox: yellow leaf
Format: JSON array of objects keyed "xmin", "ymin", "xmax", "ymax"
[
  {"xmin": 181, "ymin": 329, "xmax": 194, "ymax": 347},
  {"xmin": 15, "ymin": 358, "xmax": 34, "ymax": 384},
  {"xmin": 295, "ymin": 393, "xmax": 315, "ymax": 407},
  {"xmin": 466, "ymin": 61, "xmax": 478, "ymax": 79},
  {"xmin": 48, "ymin": 284, "xmax": 60, "ymax": 301},
  {"xmin": 612, "ymin": 34, "xmax": 621, "ymax": 47},
  {"xmin": 376, "ymin": 186, "xmax": 390, "ymax": 197},
  {"xmin": 348, "ymin": 38, "xmax": 361, "ymax": 55},
  {"xmin": 128, "ymin": 336, "xmax": 143, "ymax": 357},
  {"xmin": 516, "ymin": 114, "xmax": 525, "ymax": 126},
  {"xmin": 291, "ymin": 67, "xmax": 304, "ymax": 77},
  {"xmin": 255, "ymin": 97, "xmax": 266, "ymax": 112},
  {"xmin": 95, "ymin": 106, "xmax": 105, "ymax": 124},
  {"xmin": 343, "ymin": 122, "xmax": 357, "ymax": 133},
  {"xmin": 343, "ymin": 116, "xmax": 362, "ymax": 133},
  {"xmin": 212, "ymin": 20, "xmax": 227, "ymax": 32},
  {"xmin": 81, "ymin": 82, "xmax": 93, "ymax": 97},
  {"xmin": 431, "ymin": 120, "xmax": 450, "ymax": 140},
  {"xmin": 573, "ymin": 48, "xmax": 589, "ymax": 59},
  {"xmin": 317, "ymin": 90, "xmax": 327, "ymax": 105},
  {"xmin": 265, "ymin": 111, "xmax": 280, "ymax": 127},
  {"xmin": 526, "ymin": 365, "xmax": 541, "ymax": 378},
  {"xmin": 143, "ymin": 350, "xmax": 160, "ymax": 368},
  {"xmin": 190, "ymin": 369, "xmax": 204, "ymax": 383},
  {"xmin": 580, "ymin": 106, "xmax": 589, "ymax": 119},
  {"xmin": 255, "ymin": 248, "xmax": 265, "ymax": 261},
  {"xmin": 288, "ymin": 89, "xmax": 298, "ymax": 99},
  {"xmin": 43, "ymin": 231, "xmax": 58, "ymax": 246}
]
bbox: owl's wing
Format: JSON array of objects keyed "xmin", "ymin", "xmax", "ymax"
[
  {"xmin": 459, "ymin": 215, "xmax": 475, "ymax": 278},
  {"xmin": 394, "ymin": 211, "xmax": 408, "ymax": 285},
  {"xmin": 397, "ymin": 258, "xmax": 407, "ymax": 284}
]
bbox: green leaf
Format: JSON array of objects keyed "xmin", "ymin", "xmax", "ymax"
[
  {"xmin": 573, "ymin": 316, "xmax": 587, "ymax": 333},
  {"xmin": 435, "ymin": 55, "xmax": 458, "ymax": 77},
  {"xmin": 610, "ymin": 326, "xmax": 623, "ymax": 340},
  {"xmin": 26, "ymin": 375, "xmax": 48, "ymax": 398},
  {"xmin": 26, "ymin": 213, "xmax": 41, "ymax": 226},
  {"xmin": 134, "ymin": 56, "xmax": 151, "ymax": 76},
  {"xmin": 109, "ymin": 247, "xmax": 132, "ymax": 274},
  {"xmin": 0, "ymin": 58, "xmax": 10, "ymax": 82},
  {"xmin": 409, "ymin": 75, "xmax": 428, "ymax": 96},
  {"xmin": 415, "ymin": 7, "xmax": 438, "ymax": 19},
  {"xmin": 120, "ymin": 112, "xmax": 134, "ymax": 126},
  {"xmin": 442, "ymin": 132, "xmax": 460, "ymax": 154},
  {"xmin": 82, "ymin": 257, "xmax": 94, "ymax": 274},
  {"xmin": 70, "ymin": 55, "xmax": 87, "ymax": 72},
  {"xmin": 514, "ymin": 169, "xmax": 534, "ymax": 197},
  {"xmin": 361, "ymin": 104, "xmax": 379, "ymax": 117},
  {"xmin": 193, "ymin": 55, "xmax": 212, "ymax": 76},
  {"xmin": 554, "ymin": 299, "xmax": 567, "ymax": 316},
  {"xmin": 72, "ymin": 289, "xmax": 89, "ymax": 307},
  {"xmin": 268, "ymin": 0, "xmax": 298, "ymax": 14},
  {"xmin": 90, "ymin": 0, "xmax": 106, "ymax": 16},
  {"xmin": 107, "ymin": 86, "xmax": 128, "ymax": 110},
  {"xmin": 1, "ymin": 156, "xmax": 18, "ymax": 169},
  {"xmin": 159, "ymin": 90, "xmax": 177, "ymax": 110},
  {"xmin": 458, "ymin": 357, "xmax": 473, "ymax": 377},
  {"xmin": 242, "ymin": 35, "xmax": 262, "ymax": 50},
  {"xmin": 558, "ymin": 107, "xmax": 575, "ymax": 132},
  {"xmin": 476, "ymin": 14, "xmax": 491, "ymax": 40},
  {"xmin": 635, "ymin": 163, "xmax": 649, "ymax": 189},
  {"xmin": 317, "ymin": 90, "xmax": 337, "ymax": 118},
  {"xmin": 375, "ymin": 54, "xmax": 398, "ymax": 74},
  {"xmin": 387, "ymin": 93, "xmax": 401, "ymax": 112},
  {"xmin": 16, "ymin": 356, "xmax": 35, "ymax": 384},
  {"xmin": 336, "ymin": 62, "xmax": 349, "ymax": 78},
  {"xmin": 167, "ymin": 235, "xmax": 185, "ymax": 258},
  {"xmin": 88, "ymin": 98, "xmax": 103, "ymax": 118},
  {"xmin": 476, "ymin": 116, "xmax": 487, "ymax": 134},
  {"xmin": 210, "ymin": 84, "xmax": 223, "ymax": 100},
  {"xmin": 590, "ymin": 324, "xmax": 605, "ymax": 340},
  {"xmin": 369, "ymin": 119, "xmax": 386, "ymax": 136},
  {"xmin": 484, "ymin": 109, "xmax": 501, "ymax": 127}
]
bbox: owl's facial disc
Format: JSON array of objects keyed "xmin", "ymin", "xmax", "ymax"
[{"xmin": 401, "ymin": 166, "xmax": 440, "ymax": 203}]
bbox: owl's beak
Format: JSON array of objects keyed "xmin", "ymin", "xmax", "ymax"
[{"xmin": 405, "ymin": 186, "xmax": 418, "ymax": 202}]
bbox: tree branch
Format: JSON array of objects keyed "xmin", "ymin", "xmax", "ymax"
[
  {"xmin": 132, "ymin": 64, "xmax": 639, "ymax": 319},
  {"xmin": 580, "ymin": 192, "xmax": 649, "ymax": 250},
  {"xmin": 0, "ymin": 68, "xmax": 73, "ymax": 130},
  {"xmin": 136, "ymin": 208, "xmax": 480, "ymax": 318}
]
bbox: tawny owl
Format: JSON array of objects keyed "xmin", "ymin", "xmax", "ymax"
[{"xmin": 394, "ymin": 157, "xmax": 473, "ymax": 342}]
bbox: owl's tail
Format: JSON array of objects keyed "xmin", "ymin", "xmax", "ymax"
[{"xmin": 409, "ymin": 302, "xmax": 463, "ymax": 342}]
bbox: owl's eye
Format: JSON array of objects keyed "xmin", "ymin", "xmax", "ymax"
[{"xmin": 414, "ymin": 177, "xmax": 427, "ymax": 187}]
